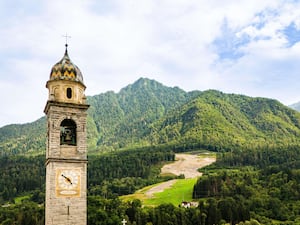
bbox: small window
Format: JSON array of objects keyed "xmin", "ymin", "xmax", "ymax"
[
  {"xmin": 66, "ymin": 88, "xmax": 72, "ymax": 99},
  {"xmin": 60, "ymin": 119, "xmax": 76, "ymax": 145}
]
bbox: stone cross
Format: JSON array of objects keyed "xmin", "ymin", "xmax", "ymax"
[{"xmin": 121, "ymin": 218, "xmax": 127, "ymax": 225}]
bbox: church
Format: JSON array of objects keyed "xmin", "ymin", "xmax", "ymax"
[{"xmin": 44, "ymin": 44, "xmax": 89, "ymax": 225}]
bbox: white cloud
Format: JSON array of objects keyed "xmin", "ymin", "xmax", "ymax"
[{"xmin": 1, "ymin": 0, "xmax": 300, "ymax": 127}]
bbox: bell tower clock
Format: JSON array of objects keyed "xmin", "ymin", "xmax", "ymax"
[{"xmin": 44, "ymin": 44, "xmax": 89, "ymax": 225}]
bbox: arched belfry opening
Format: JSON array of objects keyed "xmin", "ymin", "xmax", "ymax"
[{"xmin": 60, "ymin": 119, "xmax": 76, "ymax": 145}]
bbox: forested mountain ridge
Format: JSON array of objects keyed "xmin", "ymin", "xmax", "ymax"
[
  {"xmin": 147, "ymin": 90, "xmax": 300, "ymax": 150},
  {"xmin": 1, "ymin": 77, "xmax": 300, "ymax": 155},
  {"xmin": 0, "ymin": 78, "xmax": 197, "ymax": 155},
  {"xmin": 87, "ymin": 78, "xmax": 198, "ymax": 151},
  {"xmin": 0, "ymin": 117, "xmax": 46, "ymax": 155}
]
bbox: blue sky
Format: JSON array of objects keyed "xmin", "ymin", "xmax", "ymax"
[{"xmin": 1, "ymin": 0, "xmax": 300, "ymax": 127}]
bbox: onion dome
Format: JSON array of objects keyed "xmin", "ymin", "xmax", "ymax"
[{"xmin": 49, "ymin": 44, "xmax": 84, "ymax": 84}]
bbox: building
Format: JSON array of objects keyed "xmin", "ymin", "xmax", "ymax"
[{"xmin": 44, "ymin": 44, "xmax": 89, "ymax": 225}]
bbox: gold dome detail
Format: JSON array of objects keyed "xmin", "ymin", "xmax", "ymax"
[{"xmin": 49, "ymin": 46, "xmax": 84, "ymax": 84}]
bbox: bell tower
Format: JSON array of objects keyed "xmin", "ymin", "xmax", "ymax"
[{"xmin": 44, "ymin": 44, "xmax": 89, "ymax": 225}]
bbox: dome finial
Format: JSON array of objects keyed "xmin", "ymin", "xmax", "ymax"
[
  {"xmin": 65, "ymin": 43, "xmax": 68, "ymax": 55},
  {"xmin": 62, "ymin": 33, "xmax": 71, "ymax": 47},
  {"xmin": 50, "ymin": 34, "xmax": 84, "ymax": 85},
  {"xmin": 62, "ymin": 33, "xmax": 71, "ymax": 55}
]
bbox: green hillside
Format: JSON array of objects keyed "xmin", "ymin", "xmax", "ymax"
[
  {"xmin": 1, "ymin": 78, "xmax": 300, "ymax": 156},
  {"xmin": 121, "ymin": 178, "xmax": 198, "ymax": 207},
  {"xmin": 147, "ymin": 90, "xmax": 300, "ymax": 150},
  {"xmin": 0, "ymin": 117, "xmax": 46, "ymax": 155},
  {"xmin": 87, "ymin": 78, "xmax": 196, "ymax": 151}
]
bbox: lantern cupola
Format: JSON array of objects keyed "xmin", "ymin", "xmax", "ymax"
[{"xmin": 46, "ymin": 44, "xmax": 86, "ymax": 105}]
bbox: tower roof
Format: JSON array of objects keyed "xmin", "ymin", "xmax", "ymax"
[{"xmin": 49, "ymin": 45, "xmax": 84, "ymax": 84}]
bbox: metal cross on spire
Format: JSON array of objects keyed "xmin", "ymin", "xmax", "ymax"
[
  {"xmin": 121, "ymin": 219, "xmax": 127, "ymax": 225},
  {"xmin": 62, "ymin": 33, "xmax": 71, "ymax": 48}
]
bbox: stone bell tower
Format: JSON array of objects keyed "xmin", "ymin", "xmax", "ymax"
[{"xmin": 44, "ymin": 44, "xmax": 89, "ymax": 225}]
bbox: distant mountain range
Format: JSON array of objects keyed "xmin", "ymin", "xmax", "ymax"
[
  {"xmin": 1, "ymin": 77, "xmax": 300, "ymax": 156},
  {"xmin": 289, "ymin": 102, "xmax": 300, "ymax": 111}
]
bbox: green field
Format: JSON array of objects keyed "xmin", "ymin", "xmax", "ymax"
[{"xmin": 121, "ymin": 178, "xmax": 198, "ymax": 207}]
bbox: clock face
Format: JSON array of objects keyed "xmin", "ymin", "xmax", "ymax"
[{"xmin": 56, "ymin": 168, "xmax": 81, "ymax": 197}]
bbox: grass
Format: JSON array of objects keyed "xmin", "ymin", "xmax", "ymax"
[
  {"xmin": 121, "ymin": 178, "xmax": 198, "ymax": 207},
  {"xmin": 121, "ymin": 150, "xmax": 216, "ymax": 207},
  {"xmin": 144, "ymin": 178, "xmax": 197, "ymax": 206}
]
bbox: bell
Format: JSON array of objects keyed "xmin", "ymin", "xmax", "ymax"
[{"xmin": 65, "ymin": 129, "xmax": 72, "ymax": 141}]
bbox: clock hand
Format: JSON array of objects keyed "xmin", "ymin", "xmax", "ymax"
[{"xmin": 61, "ymin": 174, "xmax": 73, "ymax": 184}]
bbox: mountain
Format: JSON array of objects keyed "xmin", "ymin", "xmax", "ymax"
[
  {"xmin": 0, "ymin": 78, "xmax": 196, "ymax": 155},
  {"xmin": 147, "ymin": 90, "xmax": 300, "ymax": 150},
  {"xmin": 289, "ymin": 102, "xmax": 300, "ymax": 111},
  {"xmin": 1, "ymin": 78, "xmax": 300, "ymax": 155},
  {"xmin": 86, "ymin": 78, "xmax": 198, "ymax": 151},
  {"xmin": 0, "ymin": 117, "xmax": 46, "ymax": 155}
]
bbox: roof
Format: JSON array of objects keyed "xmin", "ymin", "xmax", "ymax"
[{"xmin": 49, "ymin": 45, "xmax": 84, "ymax": 84}]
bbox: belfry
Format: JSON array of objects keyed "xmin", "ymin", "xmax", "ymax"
[{"xmin": 44, "ymin": 44, "xmax": 89, "ymax": 225}]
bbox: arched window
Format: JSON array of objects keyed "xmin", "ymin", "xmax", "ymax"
[
  {"xmin": 60, "ymin": 119, "xmax": 76, "ymax": 145},
  {"xmin": 66, "ymin": 88, "xmax": 72, "ymax": 99}
]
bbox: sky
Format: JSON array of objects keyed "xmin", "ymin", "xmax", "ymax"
[{"xmin": 1, "ymin": 0, "xmax": 300, "ymax": 127}]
